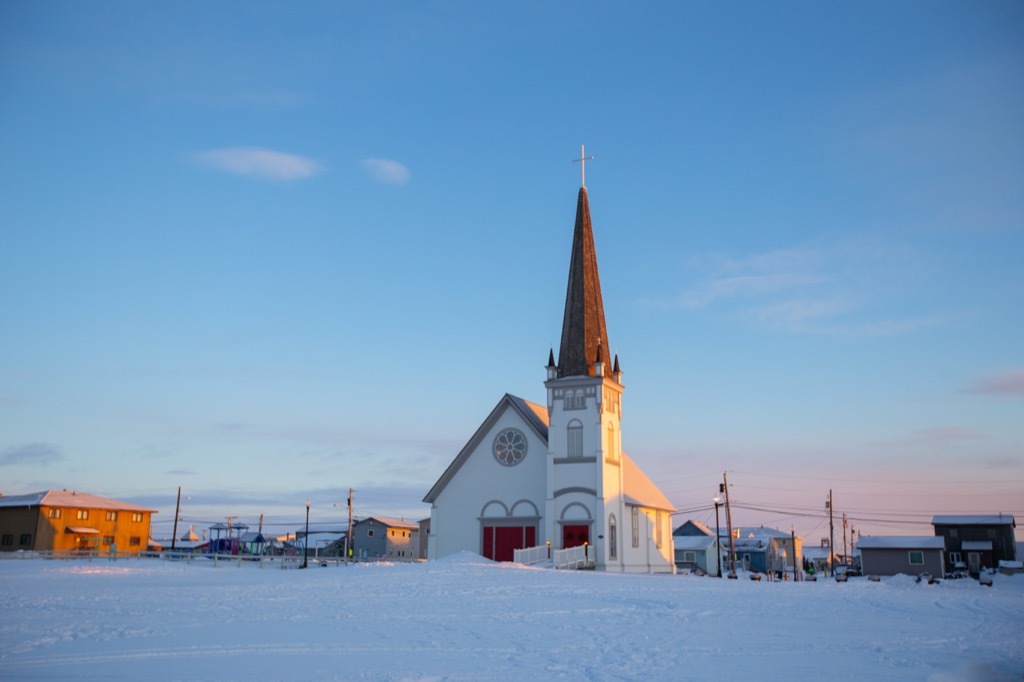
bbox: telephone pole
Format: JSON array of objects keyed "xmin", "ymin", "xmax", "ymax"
[
  {"xmin": 827, "ymin": 490, "xmax": 835, "ymax": 576},
  {"xmin": 842, "ymin": 512, "xmax": 848, "ymax": 569},
  {"xmin": 171, "ymin": 486, "xmax": 181, "ymax": 552},
  {"xmin": 723, "ymin": 472, "xmax": 736, "ymax": 577},
  {"xmin": 346, "ymin": 488, "xmax": 354, "ymax": 565}
]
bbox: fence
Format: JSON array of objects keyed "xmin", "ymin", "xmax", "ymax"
[
  {"xmin": 513, "ymin": 544, "xmax": 550, "ymax": 565},
  {"xmin": 553, "ymin": 544, "xmax": 594, "ymax": 570}
]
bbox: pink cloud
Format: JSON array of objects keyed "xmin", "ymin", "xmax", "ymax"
[{"xmin": 965, "ymin": 369, "xmax": 1024, "ymax": 396}]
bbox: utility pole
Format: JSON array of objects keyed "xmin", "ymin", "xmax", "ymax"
[
  {"xmin": 714, "ymin": 487, "xmax": 723, "ymax": 578},
  {"xmin": 850, "ymin": 524, "xmax": 855, "ymax": 570},
  {"xmin": 258, "ymin": 513, "xmax": 264, "ymax": 535},
  {"xmin": 347, "ymin": 488, "xmax": 354, "ymax": 566},
  {"xmin": 171, "ymin": 486, "xmax": 181, "ymax": 552},
  {"xmin": 723, "ymin": 472, "xmax": 736, "ymax": 577},
  {"xmin": 827, "ymin": 490, "xmax": 835, "ymax": 576},
  {"xmin": 842, "ymin": 513, "xmax": 848, "ymax": 568}
]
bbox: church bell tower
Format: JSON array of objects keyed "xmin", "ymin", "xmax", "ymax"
[{"xmin": 544, "ymin": 150, "xmax": 626, "ymax": 570}]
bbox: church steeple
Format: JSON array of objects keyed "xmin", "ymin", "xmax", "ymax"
[{"xmin": 557, "ymin": 185, "xmax": 612, "ymax": 380}]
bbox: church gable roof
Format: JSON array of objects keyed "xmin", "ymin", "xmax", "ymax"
[
  {"xmin": 621, "ymin": 453, "xmax": 675, "ymax": 513},
  {"xmin": 422, "ymin": 394, "xmax": 549, "ymax": 504},
  {"xmin": 557, "ymin": 187, "xmax": 611, "ymax": 379}
]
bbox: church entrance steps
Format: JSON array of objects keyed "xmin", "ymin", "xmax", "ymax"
[
  {"xmin": 513, "ymin": 545, "xmax": 551, "ymax": 565},
  {"xmin": 554, "ymin": 544, "xmax": 595, "ymax": 570}
]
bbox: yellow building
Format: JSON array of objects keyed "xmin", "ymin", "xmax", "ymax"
[{"xmin": 0, "ymin": 490, "xmax": 157, "ymax": 555}]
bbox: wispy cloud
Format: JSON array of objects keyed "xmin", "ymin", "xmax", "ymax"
[
  {"xmin": 360, "ymin": 158, "xmax": 410, "ymax": 185},
  {"xmin": 881, "ymin": 426, "xmax": 984, "ymax": 448},
  {"xmin": 191, "ymin": 147, "xmax": 323, "ymax": 181},
  {"xmin": 964, "ymin": 369, "xmax": 1024, "ymax": 396},
  {"xmin": 643, "ymin": 240, "xmax": 940, "ymax": 336},
  {"xmin": 0, "ymin": 443, "xmax": 64, "ymax": 467}
]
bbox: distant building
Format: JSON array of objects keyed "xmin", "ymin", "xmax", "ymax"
[
  {"xmin": 932, "ymin": 515, "xmax": 1016, "ymax": 575},
  {"xmin": 0, "ymin": 490, "xmax": 156, "ymax": 555},
  {"xmin": 858, "ymin": 536, "xmax": 945, "ymax": 577},
  {"xmin": 352, "ymin": 517, "xmax": 419, "ymax": 560},
  {"xmin": 731, "ymin": 526, "xmax": 803, "ymax": 574}
]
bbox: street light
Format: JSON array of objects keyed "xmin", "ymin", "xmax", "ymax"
[
  {"xmin": 713, "ymin": 495, "xmax": 722, "ymax": 578},
  {"xmin": 302, "ymin": 499, "xmax": 311, "ymax": 569}
]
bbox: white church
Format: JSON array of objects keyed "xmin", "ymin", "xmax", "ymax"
[{"xmin": 423, "ymin": 163, "xmax": 676, "ymax": 573}]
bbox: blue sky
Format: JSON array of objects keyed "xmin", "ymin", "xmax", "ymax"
[{"xmin": 1, "ymin": 2, "xmax": 1021, "ymax": 542}]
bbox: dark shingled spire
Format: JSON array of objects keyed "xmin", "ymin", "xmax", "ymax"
[{"xmin": 557, "ymin": 186, "xmax": 611, "ymax": 379}]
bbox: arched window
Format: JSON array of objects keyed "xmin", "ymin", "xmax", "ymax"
[
  {"xmin": 608, "ymin": 514, "xmax": 618, "ymax": 560},
  {"xmin": 607, "ymin": 422, "xmax": 617, "ymax": 461},
  {"xmin": 567, "ymin": 419, "xmax": 583, "ymax": 458}
]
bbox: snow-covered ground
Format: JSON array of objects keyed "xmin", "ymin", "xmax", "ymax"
[{"xmin": 2, "ymin": 554, "xmax": 1022, "ymax": 681}]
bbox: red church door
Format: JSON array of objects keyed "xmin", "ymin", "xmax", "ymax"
[
  {"xmin": 482, "ymin": 526, "xmax": 536, "ymax": 562},
  {"xmin": 562, "ymin": 524, "xmax": 590, "ymax": 548}
]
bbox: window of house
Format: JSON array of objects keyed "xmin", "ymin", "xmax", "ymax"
[
  {"xmin": 106, "ymin": 511, "xmax": 117, "ymax": 521},
  {"xmin": 129, "ymin": 537, "xmax": 141, "ymax": 547},
  {"xmin": 567, "ymin": 420, "xmax": 583, "ymax": 457},
  {"xmin": 909, "ymin": 551, "xmax": 924, "ymax": 565},
  {"xmin": 1, "ymin": 535, "xmax": 12, "ymax": 546},
  {"xmin": 631, "ymin": 507, "xmax": 640, "ymax": 548},
  {"xmin": 987, "ymin": 529, "xmax": 996, "ymax": 539},
  {"xmin": 77, "ymin": 510, "xmax": 89, "ymax": 520},
  {"xmin": 48, "ymin": 508, "xmax": 61, "ymax": 519},
  {"xmin": 949, "ymin": 552, "xmax": 962, "ymax": 564},
  {"xmin": 367, "ymin": 530, "xmax": 375, "ymax": 537},
  {"xmin": 683, "ymin": 551, "xmax": 696, "ymax": 563},
  {"xmin": 949, "ymin": 529, "xmax": 958, "ymax": 538},
  {"xmin": 608, "ymin": 515, "xmax": 618, "ymax": 560},
  {"xmin": 131, "ymin": 513, "xmax": 143, "ymax": 522},
  {"xmin": 20, "ymin": 534, "xmax": 32, "ymax": 546},
  {"xmin": 103, "ymin": 536, "xmax": 115, "ymax": 546}
]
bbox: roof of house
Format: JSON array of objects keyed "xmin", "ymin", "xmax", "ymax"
[
  {"xmin": 857, "ymin": 536, "xmax": 946, "ymax": 550},
  {"xmin": 0, "ymin": 490, "xmax": 157, "ymax": 513},
  {"xmin": 932, "ymin": 514, "xmax": 1015, "ymax": 526},
  {"xmin": 961, "ymin": 540, "xmax": 993, "ymax": 551},
  {"xmin": 733, "ymin": 526, "xmax": 795, "ymax": 540},
  {"xmin": 356, "ymin": 516, "xmax": 419, "ymax": 531},
  {"xmin": 674, "ymin": 519, "xmax": 714, "ymax": 537},
  {"xmin": 674, "ymin": 535, "xmax": 717, "ymax": 551}
]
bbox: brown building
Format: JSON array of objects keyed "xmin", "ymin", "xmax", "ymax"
[{"xmin": 0, "ymin": 490, "xmax": 157, "ymax": 555}]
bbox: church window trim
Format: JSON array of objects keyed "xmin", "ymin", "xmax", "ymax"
[
  {"xmin": 564, "ymin": 390, "xmax": 585, "ymax": 411},
  {"xmin": 567, "ymin": 419, "xmax": 583, "ymax": 458},
  {"xmin": 631, "ymin": 507, "xmax": 640, "ymax": 548},
  {"xmin": 492, "ymin": 428, "xmax": 528, "ymax": 467}
]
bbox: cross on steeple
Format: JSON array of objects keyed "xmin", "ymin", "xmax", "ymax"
[{"xmin": 572, "ymin": 144, "xmax": 594, "ymax": 187}]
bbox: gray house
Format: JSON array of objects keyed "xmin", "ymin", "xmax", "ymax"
[
  {"xmin": 352, "ymin": 516, "xmax": 419, "ymax": 561},
  {"xmin": 858, "ymin": 536, "xmax": 945, "ymax": 577}
]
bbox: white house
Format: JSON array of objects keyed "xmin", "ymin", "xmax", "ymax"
[{"xmin": 423, "ymin": 175, "xmax": 675, "ymax": 573}]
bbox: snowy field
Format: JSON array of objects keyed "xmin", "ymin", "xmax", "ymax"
[{"xmin": 2, "ymin": 554, "xmax": 1022, "ymax": 681}]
